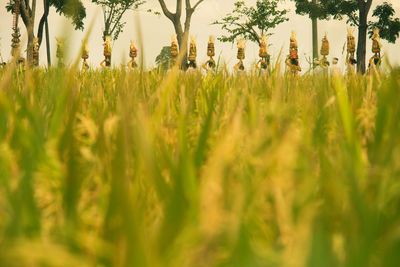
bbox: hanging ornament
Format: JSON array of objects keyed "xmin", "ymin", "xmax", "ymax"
[
  {"xmin": 234, "ymin": 39, "xmax": 245, "ymax": 71},
  {"xmin": 127, "ymin": 40, "xmax": 138, "ymax": 69},
  {"xmin": 319, "ymin": 33, "xmax": 330, "ymax": 67},
  {"xmin": 203, "ymin": 35, "xmax": 216, "ymax": 71},
  {"xmin": 81, "ymin": 40, "xmax": 89, "ymax": 72},
  {"xmin": 188, "ymin": 35, "xmax": 197, "ymax": 69},
  {"xmin": 346, "ymin": 27, "xmax": 357, "ymax": 66},
  {"xmin": 285, "ymin": 31, "xmax": 301, "ymax": 74},
  {"xmin": 256, "ymin": 35, "xmax": 270, "ymax": 71},
  {"xmin": 170, "ymin": 34, "xmax": 179, "ymax": 67},
  {"xmin": 56, "ymin": 37, "xmax": 65, "ymax": 67},
  {"xmin": 368, "ymin": 28, "xmax": 382, "ymax": 72},
  {"xmin": 100, "ymin": 35, "xmax": 112, "ymax": 67}
]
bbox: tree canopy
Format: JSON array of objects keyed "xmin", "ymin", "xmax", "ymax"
[
  {"xmin": 292, "ymin": 0, "xmax": 329, "ymax": 19},
  {"xmin": 92, "ymin": 0, "xmax": 144, "ymax": 40},
  {"xmin": 292, "ymin": 0, "xmax": 400, "ymax": 73},
  {"xmin": 155, "ymin": 46, "xmax": 171, "ymax": 69},
  {"xmin": 7, "ymin": 0, "xmax": 86, "ymax": 31},
  {"xmin": 213, "ymin": 0, "xmax": 288, "ymax": 45},
  {"xmin": 368, "ymin": 2, "xmax": 400, "ymax": 43}
]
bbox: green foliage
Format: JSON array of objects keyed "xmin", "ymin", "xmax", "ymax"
[
  {"xmin": 292, "ymin": 0, "xmax": 400, "ymax": 73},
  {"xmin": 292, "ymin": 0, "xmax": 331, "ymax": 19},
  {"xmin": 368, "ymin": 2, "xmax": 400, "ymax": 43},
  {"xmin": 155, "ymin": 46, "xmax": 172, "ymax": 70},
  {"xmin": 0, "ymin": 65, "xmax": 400, "ymax": 266},
  {"xmin": 91, "ymin": 0, "xmax": 145, "ymax": 40},
  {"xmin": 213, "ymin": 0, "xmax": 288, "ymax": 45},
  {"xmin": 6, "ymin": 0, "xmax": 86, "ymax": 31},
  {"xmin": 309, "ymin": 0, "xmax": 400, "ymax": 43},
  {"xmin": 52, "ymin": 0, "xmax": 86, "ymax": 30}
]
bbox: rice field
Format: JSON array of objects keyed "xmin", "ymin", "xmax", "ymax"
[{"xmin": 0, "ymin": 64, "xmax": 399, "ymax": 267}]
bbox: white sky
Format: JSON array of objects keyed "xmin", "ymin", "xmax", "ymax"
[{"xmin": 0, "ymin": 0, "xmax": 399, "ymax": 71}]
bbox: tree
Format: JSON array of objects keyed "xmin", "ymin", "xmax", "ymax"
[
  {"xmin": 213, "ymin": 0, "xmax": 288, "ymax": 45},
  {"xmin": 92, "ymin": 0, "xmax": 144, "ymax": 41},
  {"xmin": 37, "ymin": 0, "xmax": 86, "ymax": 65},
  {"xmin": 7, "ymin": 0, "xmax": 86, "ymax": 66},
  {"xmin": 7, "ymin": 0, "xmax": 37, "ymax": 65},
  {"xmin": 321, "ymin": 0, "xmax": 400, "ymax": 73},
  {"xmin": 155, "ymin": 46, "xmax": 172, "ymax": 69},
  {"xmin": 368, "ymin": 2, "xmax": 400, "ymax": 43},
  {"xmin": 156, "ymin": 0, "xmax": 207, "ymax": 68}
]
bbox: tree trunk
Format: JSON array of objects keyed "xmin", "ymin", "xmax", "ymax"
[
  {"xmin": 158, "ymin": 0, "xmax": 203, "ymax": 70},
  {"xmin": 181, "ymin": 10, "xmax": 193, "ymax": 70},
  {"xmin": 312, "ymin": 0, "xmax": 318, "ymax": 63},
  {"xmin": 172, "ymin": 20, "xmax": 185, "ymax": 68},
  {"xmin": 37, "ymin": 0, "xmax": 49, "ymax": 47},
  {"xmin": 27, "ymin": 24, "xmax": 34, "ymax": 66},
  {"xmin": 20, "ymin": 0, "xmax": 37, "ymax": 66},
  {"xmin": 172, "ymin": 17, "xmax": 191, "ymax": 69},
  {"xmin": 357, "ymin": 11, "xmax": 368, "ymax": 73},
  {"xmin": 45, "ymin": 18, "xmax": 51, "ymax": 66},
  {"xmin": 179, "ymin": 35, "xmax": 189, "ymax": 69},
  {"xmin": 357, "ymin": 0, "xmax": 372, "ymax": 74}
]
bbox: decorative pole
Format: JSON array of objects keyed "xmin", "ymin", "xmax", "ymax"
[
  {"xmin": 256, "ymin": 35, "xmax": 270, "ymax": 71},
  {"xmin": 319, "ymin": 33, "xmax": 330, "ymax": 67},
  {"xmin": 32, "ymin": 37, "xmax": 40, "ymax": 66},
  {"xmin": 56, "ymin": 37, "xmax": 64, "ymax": 67},
  {"xmin": 188, "ymin": 35, "xmax": 197, "ymax": 69},
  {"xmin": 285, "ymin": 31, "xmax": 301, "ymax": 74},
  {"xmin": 100, "ymin": 36, "xmax": 112, "ymax": 67},
  {"xmin": 170, "ymin": 34, "xmax": 179, "ymax": 67},
  {"xmin": 127, "ymin": 40, "xmax": 138, "ymax": 69},
  {"xmin": 202, "ymin": 36, "xmax": 216, "ymax": 71},
  {"xmin": 234, "ymin": 39, "xmax": 245, "ymax": 71},
  {"xmin": 368, "ymin": 28, "xmax": 382, "ymax": 72},
  {"xmin": 0, "ymin": 39, "xmax": 6, "ymax": 67},
  {"xmin": 346, "ymin": 27, "xmax": 357, "ymax": 67},
  {"xmin": 11, "ymin": 0, "xmax": 24, "ymax": 68},
  {"xmin": 81, "ymin": 40, "xmax": 89, "ymax": 72}
]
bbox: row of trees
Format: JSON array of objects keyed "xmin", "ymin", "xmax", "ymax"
[
  {"xmin": 6, "ymin": 0, "xmax": 143, "ymax": 66},
  {"xmin": 6, "ymin": 0, "xmax": 86, "ymax": 65},
  {"xmin": 5, "ymin": 0, "xmax": 208, "ymax": 68},
  {"xmin": 5, "ymin": 0, "xmax": 400, "ymax": 73},
  {"xmin": 292, "ymin": 0, "xmax": 400, "ymax": 73},
  {"xmin": 213, "ymin": 0, "xmax": 400, "ymax": 74}
]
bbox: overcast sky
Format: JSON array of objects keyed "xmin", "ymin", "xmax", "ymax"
[{"xmin": 0, "ymin": 0, "xmax": 399, "ymax": 71}]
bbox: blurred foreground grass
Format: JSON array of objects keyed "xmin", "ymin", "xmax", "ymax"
[{"xmin": 0, "ymin": 66, "xmax": 399, "ymax": 267}]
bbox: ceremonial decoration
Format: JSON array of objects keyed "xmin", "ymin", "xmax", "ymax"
[
  {"xmin": 202, "ymin": 36, "xmax": 216, "ymax": 70},
  {"xmin": 256, "ymin": 35, "xmax": 270, "ymax": 70},
  {"xmin": 369, "ymin": 28, "xmax": 382, "ymax": 71},
  {"xmin": 56, "ymin": 38, "xmax": 65, "ymax": 67},
  {"xmin": 100, "ymin": 36, "xmax": 112, "ymax": 67},
  {"xmin": 11, "ymin": 0, "xmax": 25, "ymax": 69},
  {"xmin": 346, "ymin": 27, "xmax": 357, "ymax": 66},
  {"xmin": 2, "ymin": 26, "xmax": 393, "ymax": 75},
  {"xmin": 170, "ymin": 34, "xmax": 179, "ymax": 67},
  {"xmin": 0, "ymin": 40, "xmax": 5, "ymax": 67},
  {"xmin": 234, "ymin": 39, "xmax": 245, "ymax": 71},
  {"xmin": 81, "ymin": 40, "xmax": 89, "ymax": 72},
  {"xmin": 319, "ymin": 33, "xmax": 330, "ymax": 67},
  {"xmin": 11, "ymin": 0, "xmax": 21, "ymax": 59},
  {"xmin": 11, "ymin": 27, "xmax": 21, "ymax": 59},
  {"xmin": 127, "ymin": 40, "xmax": 138, "ymax": 69},
  {"xmin": 32, "ymin": 38, "xmax": 39, "ymax": 66},
  {"xmin": 285, "ymin": 31, "xmax": 301, "ymax": 74},
  {"xmin": 188, "ymin": 35, "xmax": 197, "ymax": 69}
]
